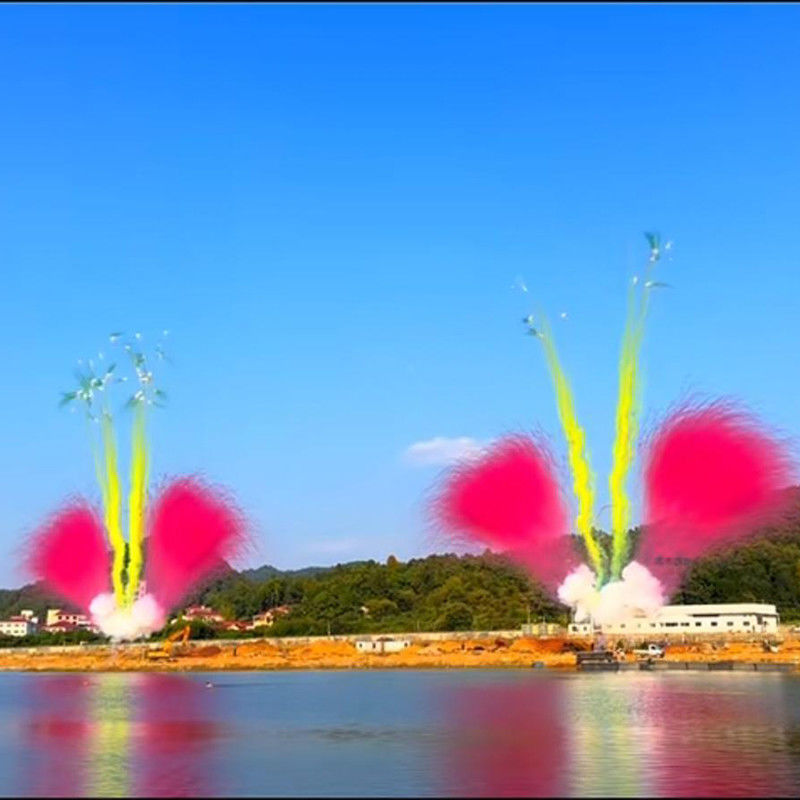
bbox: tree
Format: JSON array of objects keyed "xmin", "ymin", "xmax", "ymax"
[{"xmin": 436, "ymin": 602, "xmax": 473, "ymax": 631}]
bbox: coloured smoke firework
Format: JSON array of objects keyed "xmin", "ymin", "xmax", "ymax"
[
  {"xmin": 433, "ymin": 235, "xmax": 794, "ymax": 625},
  {"xmin": 26, "ymin": 332, "xmax": 246, "ymax": 641}
]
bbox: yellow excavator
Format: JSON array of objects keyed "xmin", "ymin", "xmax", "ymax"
[{"xmin": 146, "ymin": 625, "xmax": 191, "ymax": 661}]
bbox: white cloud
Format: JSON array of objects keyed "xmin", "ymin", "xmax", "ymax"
[{"xmin": 403, "ymin": 436, "xmax": 485, "ymax": 466}]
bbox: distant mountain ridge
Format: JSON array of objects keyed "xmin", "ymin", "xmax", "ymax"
[
  {"xmin": 0, "ymin": 560, "xmax": 373, "ymax": 620},
  {"xmin": 240, "ymin": 561, "xmax": 370, "ymax": 583}
]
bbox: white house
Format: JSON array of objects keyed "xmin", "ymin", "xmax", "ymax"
[
  {"xmin": 568, "ymin": 603, "xmax": 780, "ymax": 636},
  {"xmin": 46, "ymin": 609, "xmax": 92, "ymax": 629},
  {"xmin": 355, "ymin": 636, "xmax": 412, "ymax": 654},
  {"xmin": 521, "ymin": 622, "xmax": 564, "ymax": 636},
  {"xmin": 0, "ymin": 616, "xmax": 37, "ymax": 637},
  {"xmin": 181, "ymin": 606, "xmax": 224, "ymax": 624},
  {"xmin": 250, "ymin": 606, "xmax": 291, "ymax": 629}
]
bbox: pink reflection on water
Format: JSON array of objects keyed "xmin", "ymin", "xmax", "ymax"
[
  {"xmin": 438, "ymin": 677, "xmax": 568, "ymax": 797},
  {"xmin": 23, "ymin": 676, "xmax": 93, "ymax": 796},
  {"xmin": 132, "ymin": 673, "xmax": 222, "ymax": 797},
  {"xmin": 637, "ymin": 677, "xmax": 799, "ymax": 798},
  {"xmin": 22, "ymin": 673, "xmax": 222, "ymax": 798}
]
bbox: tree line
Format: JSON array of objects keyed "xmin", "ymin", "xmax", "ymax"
[{"xmin": 192, "ymin": 551, "xmax": 566, "ymax": 636}]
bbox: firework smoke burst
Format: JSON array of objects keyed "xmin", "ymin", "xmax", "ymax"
[
  {"xmin": 637, "ymin": 401, "xmax": 794, "ymax": 594},
  {"xmin": 434, "ymin": 435, "xmax": 578, "ymax": 591},
  {"xmin": 433, "ymin": 235, "xmax": 795, "ymax": 628},
  {"xmin": 27, "ymin": 332, "xmax": 246, "ymax": 641}
]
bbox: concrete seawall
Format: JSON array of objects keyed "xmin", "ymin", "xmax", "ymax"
[{"xmin": 639, "ymin": 660, "xmax": 796, "ymax": 672}]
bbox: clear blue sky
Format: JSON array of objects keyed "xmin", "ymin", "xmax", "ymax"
[{"xmin": 1, "ymin": 4, "xmax": 799, "ymax": 587}]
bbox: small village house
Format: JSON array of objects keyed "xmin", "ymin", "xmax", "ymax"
[
  {"xmin": 0, "ymin": 615, "xmax": 38, "ymax": 637},
  {"xmin": 355, "ymin": 636, "xmax": 411, "ymax": 654},
  {"xmin": 182, "ymin": 605, "xmax": 225, "ymax": 624},
  {"xmin": 251, "ymin": 605, "xmax": 291, "ymax": 629},
  {"xmin": 221, "ymin": 620, "xmax": 250, "ymax": 633},
  {"xmin": 46, "ymin": 609, "xmax": 93, "ymax": 629}
]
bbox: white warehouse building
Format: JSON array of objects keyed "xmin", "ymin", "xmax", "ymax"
[{"xmin": 568, "ymin": 603, "xmax": 780, "ymax": 636}]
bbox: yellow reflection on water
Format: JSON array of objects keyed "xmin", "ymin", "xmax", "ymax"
[
  {"xmin": 85, "ymin": 673, "xmax": 135, "ymax": 798},
  {"xmin": 566, "ymin": 675, "xmax": 654, "ymax": 797}
]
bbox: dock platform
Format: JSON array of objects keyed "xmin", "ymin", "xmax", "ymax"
[{"xmin": 578, "ymin": 658, "xmax": 796, "ymax": 673}]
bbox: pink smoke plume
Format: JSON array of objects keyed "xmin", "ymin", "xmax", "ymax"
[
  {"xmin": 145, "ymin": 477, "xmax": 247, "ymax": 614},
  {"xmin": 433, "ymin": 435, "xmax": 576, "ymax": 590},
  {"xmin": 27, "ymin": 503, "xmax": 111, "ymax": 612},
  {"xmin": 638, "ymin": 402, "xmax": 794, "ymax": 593}
]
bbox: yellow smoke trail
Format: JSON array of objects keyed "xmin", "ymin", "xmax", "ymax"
[
  {"xmin": 609, "ymin": 240, "xmax": 660, "ymax": 579},
  {"xmin": 537, "ymin": 315, "xmax": 604, "ymax": 580},
  {"xmin": 125, "ymin": 404, "xmax": 148, "ymax": 605},
  {"xmin": 101, "ymin": 413, "xmax": 127, "ymax": 605},
  {"xmin": 609, "ymin": 281, "xmax": 641, "ymax": 579}
]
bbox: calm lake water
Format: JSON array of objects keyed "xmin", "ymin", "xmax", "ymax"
[{"xmin": 2, "ymin": 669, "xmax": 800, "ymax": 797}]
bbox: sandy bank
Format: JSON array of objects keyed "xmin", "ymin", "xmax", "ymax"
[
  {"xmin": 1, "ymin": 635, "xmax": 799, "ymax": 672},
  {"xmin": 0, "ymin": 637, "xmax": 572, "ymax": 672}
]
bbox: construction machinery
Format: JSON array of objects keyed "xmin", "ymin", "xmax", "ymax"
[{"xmin": 146, "ymin": 625, "xmax": 191, "ymax": 661}]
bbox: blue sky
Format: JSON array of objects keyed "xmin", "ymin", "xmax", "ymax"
[{"xmin": 1, "ymin": 4, "xmax": 800, "ymax": 586}]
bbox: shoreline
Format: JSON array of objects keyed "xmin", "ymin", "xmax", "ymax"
[{"xmin": 1, "ymin": 635, "xmax": 799, "ymax": 673}]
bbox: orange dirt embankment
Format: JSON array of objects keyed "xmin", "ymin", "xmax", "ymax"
[
  {"xmin": 661, "ymin": 638, "xmax": 800, "ymax": 664},
  {"xmin": 0, "ymin": 637, "xmax": 578, "ymax": 672},
  {"xmin": 2, "ymin": 635, "xmax": 799, "ymax": 672}
]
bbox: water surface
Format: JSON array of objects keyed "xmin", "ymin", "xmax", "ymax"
[{"xmin": 3, "ymin": 669, "xmax": 800, "ymax": 796}]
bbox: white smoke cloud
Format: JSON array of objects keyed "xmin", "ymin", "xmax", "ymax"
[
  {"xmin": 557, "ymin": 563, "xmax": 598, "ymax": 623},
  {"xmin": 403, "ymin": 436, "xmax": 485, "ymax": 466},
  {"xmin": 557, "ymin": 561, "xmax": 665, "ymax": 626},
  {"xmin": 89, "ymin": 593, "xmax": 166, "ymax": 641}
]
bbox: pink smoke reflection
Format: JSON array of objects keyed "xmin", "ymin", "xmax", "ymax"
[
  {"xmin": 132, "ymin": 673, "xmax": 222, "ymax": 797},
  {"xmin": 632, "ymin": 676, "xmax": 799, "ymax": 797},
  {"xmin": 437, "ymin": 676, "xmax": 569, "ymax": 797},
  {"xmin": 23, "ymin": 675, "xmax": 93, "ymax": 796},
  {"xmin": 21, "ymin": 673, "xmax": 221, "ymax": 798}
]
